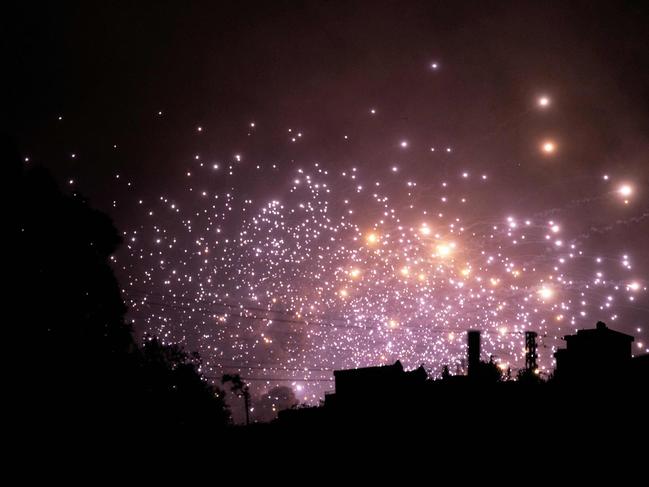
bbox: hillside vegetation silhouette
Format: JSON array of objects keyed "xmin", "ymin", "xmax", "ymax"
[{"xmin": 9, "ymin": 137, "xmax": 230, "ymax": 437}]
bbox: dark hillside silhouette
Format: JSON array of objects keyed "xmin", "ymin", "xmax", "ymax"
[{"xmin": 7, "ymin": 136, "xmax": 230, "ymax": 437}]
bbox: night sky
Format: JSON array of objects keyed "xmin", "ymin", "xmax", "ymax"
[{"xmin": 9, "ymin": 1, "xmax": 649, "ymax": 412}]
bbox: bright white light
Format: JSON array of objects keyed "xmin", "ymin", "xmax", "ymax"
[
  {"xmin": 436, "ymin": 243, "xmax": 453, "ymax": 258},
  {"xmin": 618, "ymin": 184, "xmax": 632, "ymax": 197},
  {"xmin": 541, "ymin": 141, "xmax": 556, "ymax": 154},
  {"xmin": 538, "ymin": 287, "xmax": 554, "ymax": 300}
]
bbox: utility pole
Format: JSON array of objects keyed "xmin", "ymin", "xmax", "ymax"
[{"xmin": 243, "ymin": 384, "xmax": 250, "ymax": 426}]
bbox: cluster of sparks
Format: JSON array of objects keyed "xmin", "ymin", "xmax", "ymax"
[{"xmin": 67, "ymin": 72, "xmax": 644, "ymax": 408}]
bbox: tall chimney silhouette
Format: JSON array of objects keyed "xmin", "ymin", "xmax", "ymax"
[
  {"xmin": 467, "ymin": 330, "xmax": 480, "ymax": 377},
  {"xmin": 525, "ymin": 331, "xmax": 538, "ymax": 373}
]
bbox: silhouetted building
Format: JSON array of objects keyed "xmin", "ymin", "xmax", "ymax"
[
  {"xmin": 630, "ymin": 354, "xmax": 649, "ymax": 381},
  {"xmin": 553, "ymin": 321, "xmax": 634, "ymax": 383},
  {"xmin": 278, "ymin": 320, "xmax": 647, "ymax": 431},
  {"xmin": 325, "ymin": 360, "xmax": 427, "ymax": 408}
]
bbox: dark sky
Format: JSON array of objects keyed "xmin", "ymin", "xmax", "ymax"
[
  {"xmin": 8, "ymin": 2, "xmax": 649, "ymax": 217},
  {"xmin": 7, "ymin": 1, "xmax": 649, "ymax": 411}
]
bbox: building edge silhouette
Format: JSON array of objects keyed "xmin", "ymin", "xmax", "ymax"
[{"xmin": 274, "ymin": 320, "xmax": 648, "ymax": 431}]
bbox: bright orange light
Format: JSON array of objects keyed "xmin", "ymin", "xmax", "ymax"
[
  {"xmin": 366, "ymin": 232, "xmax": 379, "ymax": 245},
  {"xmin": 541, "ymin": 140, "xmax": 556, "ymax": 154}
]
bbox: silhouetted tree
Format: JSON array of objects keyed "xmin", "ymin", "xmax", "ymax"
[
  {"xmin": 222, "ymin": 373, "xmax": 251, "ymax": 425},
  {"xmin": 470, "ymin": 356, "xmax": 503, "ymax": 383},
  {"xmin": 138, "ymin": 337, "xmax": 230, "ymax": 429},
  {"xmin": 7, "ymin": 137, "xmax": 230, "ymax": 436},
  {"xmin": 253, "ymin": 385, "xmax": 298, "ymax": 422},
  {"xmin": 442, "ymin": 365, "xmax": 451, "ymax": 380},
  {"xmin": 517, "ymin": 367, "xmax": 543, "ymax": 385}
]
